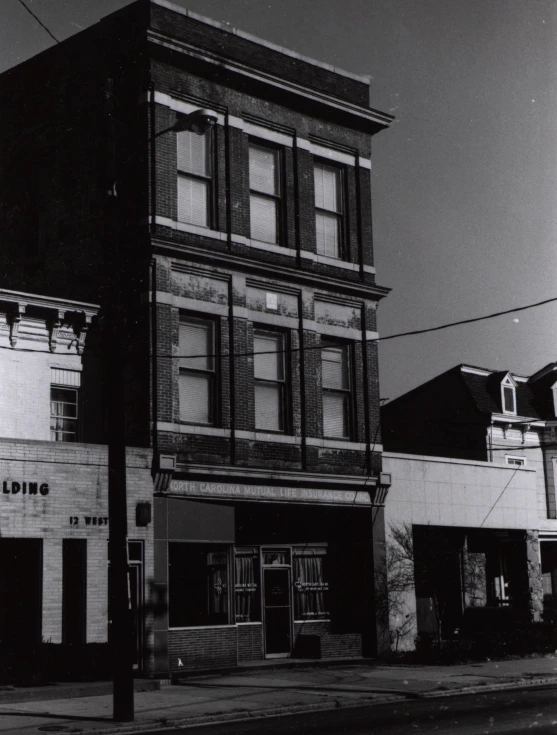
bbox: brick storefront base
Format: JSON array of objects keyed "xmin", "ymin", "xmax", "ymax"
[
  {"xmin": 293, "ymin": 621, "xmax": 362, "ymax": 659},
  {"xmin": 237, "ymin": 623, "xmax": 263, "ymax": 662},
  {"xmin": 168, "ymin": 627, "xmax": 237, "ymax": 672}
]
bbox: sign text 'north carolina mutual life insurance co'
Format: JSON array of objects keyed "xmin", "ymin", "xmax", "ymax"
[{"xmin": 169, "ymin": 480, "xmax": 372, "ymax": 506}]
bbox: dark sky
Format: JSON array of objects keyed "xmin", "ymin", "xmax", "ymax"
[{"xmin": 3, "ymin": 0, "xmax": 557, "ymax": 400}]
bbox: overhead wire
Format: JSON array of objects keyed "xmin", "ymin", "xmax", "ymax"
[
  {"xmin": 16, "ymin": 0, "xmax": 60, "ymax": 44},
  {"xmin": 3, "ymin": 293, "xmax": 557, "ymax": 360}
]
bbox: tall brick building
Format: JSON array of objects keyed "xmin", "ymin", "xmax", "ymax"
[{"xmin": 0, "ymin": 0, "xmax": 393, "ymax": 673}]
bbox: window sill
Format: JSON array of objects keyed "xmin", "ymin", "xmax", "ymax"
[
  {"xmin": 153, "ymin": 216, "xmax": 227, "ymax": 241},
  {"xmin": 169, "ymin": 624, "xmax": 237, "ymax": 631},
  {"xmin": 236, "ymin": 431, "xmax": 301, "ymax": 445},
  {"xmin": 157, "ymin": 422, "xmax": 230, "ymax": 437}
]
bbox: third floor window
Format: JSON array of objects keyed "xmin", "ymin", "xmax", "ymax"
[
  {"xmin": 314, "ymin": 162, "xmax": 343, "ymax": 259},
  {"xmin": 249, "ymin": 144, "xmax": 281, "ymax": 244},
  {"xmin": 177, "ymin": 130, "xmax": 212, "ymax": 227}
]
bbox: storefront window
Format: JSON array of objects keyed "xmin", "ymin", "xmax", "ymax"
[
  {"xmin": 235, "ymin": 549, "xmax": 260, "ymax": 622},
  {"xmin": 293, "ymin": 549, "xmax": 329, "ymax": 621},
  {"xmin": 169, "ymin": 543, "xmax": 230, "ymax": 627}
]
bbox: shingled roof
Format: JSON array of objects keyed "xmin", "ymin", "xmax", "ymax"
[{"xmin": 459, "ymin": 367, "xmax": 542, "ymax": 419}]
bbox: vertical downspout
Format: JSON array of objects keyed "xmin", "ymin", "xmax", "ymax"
[
  {"xmin": 362, "ymin": 306, "xmax": 372, "ymax": 476},
  {"xmin": 149, "ymin": 85, "xmax": 157, "ymax": 235},
  {"xmin": 151, "ymin": 258, "xmax": 158, "ymax": 459},
  {"xmin": 225, "ymin": 114, "xmax": 236, "ymax": 462},
  {"xmin": 293, "ymin": 134, "xmax": 306, "ymax": 468}
]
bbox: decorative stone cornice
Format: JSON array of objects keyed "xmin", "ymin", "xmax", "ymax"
[{"xmin": 0, "ymin": 289, "xmax": 99, "ymax": 354}]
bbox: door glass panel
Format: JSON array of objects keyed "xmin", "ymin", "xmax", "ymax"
[{"xmin": 263, "ymin": 550, "xmax": 290, "ymax": 566}]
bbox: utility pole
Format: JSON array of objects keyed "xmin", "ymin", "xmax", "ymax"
[{"xmin": 104, "ymin": 76, "xmax": 134, "ymax": 723}]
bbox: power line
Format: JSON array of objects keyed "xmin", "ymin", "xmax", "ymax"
[
  {"xmin": 3, "ymin": 292, "xmax": 557, "ymax": 360},
  {"xmin": 16, "ymin": 0, "xmax": 60, "ymax": 44}
]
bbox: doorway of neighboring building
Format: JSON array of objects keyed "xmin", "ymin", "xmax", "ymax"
[
  {"xmin": 262, "ymin": 549, "xmax": 292, "ymax": 657},
  {"xmin": 0, "ymin": 539, "xmax": 42, "ymax": 645},
  {"xmin": 128, "ymin": 541, "xmax": 144, "ymax": 669}
]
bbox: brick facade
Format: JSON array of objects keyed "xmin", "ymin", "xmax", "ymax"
[{"xmin": 0, "ymin": 0, "xmax": 393, "ymax": 672}]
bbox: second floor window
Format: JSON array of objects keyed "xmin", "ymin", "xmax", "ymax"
[
  {"xmin": 179, "ymin": 316, "xmax": 216, "ymax": 425},
  {"xmin": 314, "ymin": 162, "xmax": 343, "ymax": 258},
  {"xmin": 322, "ymin": 343, "xmax": 352, "ymax": 439},
  {"xmin": 50, "ymin": 369, "xmax": 81, "ymax": 442},
  {"xmin": 254, "ymin": 330, "xmax": 286, "ymax": 432},
  {"xmin": 249, "ymin": 144, "xmax": 280, "ymax": 244},
  {"xmin": 177, "ymin": 130, "xmax": 211, "ymax": 227}
]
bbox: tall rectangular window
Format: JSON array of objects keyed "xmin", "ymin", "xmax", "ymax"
[
  {"xmin": 249, "ymin": 144, "xmax": 280, "ymax": 244},
  {"xmin": 50, "ymin": 369, "xmax": 80, "ymax": 442},
  {"xmin": 322, "ymin": 343, "xmax": 352, "ymax": 439},
  {"xmin": 235, "ymin": 548, "xmax": 260, "ymax": 622},
  {"xmin": 179, "ymin": 316, "xmax": 216, "ymax": 425},
  {"xmin": 314, "ymin": 162, "xmax": 343, "ymax": 258},
  {"xmin": 63, "ymin": 539, "xmax": 87, "ymax": 644},
  {"xmin": 254, "ymin": 330, "xmax": 286, "ymax": 432},
  {"xmin": 293, "ymin": 548, "xmax": 329, "ymax": 621},
  {"xmin": 169, "ymin": 543, "xmax": 230, "ymax": 627},
  {"xmin": 177, "ymin": 130, "xmax": 211, "ymax": 227}
]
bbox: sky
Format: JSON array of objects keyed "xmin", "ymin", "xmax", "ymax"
[{"xmin": 2, "ymin": 0, "xmax": 557, "ymax": 401}]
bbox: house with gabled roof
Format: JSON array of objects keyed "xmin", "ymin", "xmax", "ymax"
[{"xmin": 380, "ymin": 363, "xmax": 557, "ymax": 650}]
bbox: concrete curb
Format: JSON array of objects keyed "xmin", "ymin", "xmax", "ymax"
[{"xmin": 59, "ymin": 676, "xmax": 557, "ymax": 735}]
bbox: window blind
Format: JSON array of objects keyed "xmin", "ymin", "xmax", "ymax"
[
  {"xmin": 323, "ymin": 392, "xmax": 348, "ymax": 438},
  {"xmin": 314, "ymin": 164, "xmax": 340, "ymax": 212},
  {"xmin": 51, "ymin": 368, "xmax": 81, "ymax": 387},
  {"xmin": 177, "ymin": 131, "xmax": 209, "ymax": 175},
  {"xmin": 179, "ymin": 372, "xmax": 211, "ymax": 424},
  {"xmin": 250, "ymin": 194, "xmax": 278, "ymax": 243},
  {"xmin": 322, "ymin": 347, "xmax": 348, "ymax": 389},
  {"xmin": 249, "ymin": 145, "xmax": 278, "ymax": 195},
  {"xmin": 177, "ymin": 176, "xmax": 209, "ymax": 227},
  {"xmin": 179, "ymin": 319, "xmax": 213, "ymax": 370},
  {"xmin": 254, "ymin": 333, "xmax": 283, "ymax": 381}
]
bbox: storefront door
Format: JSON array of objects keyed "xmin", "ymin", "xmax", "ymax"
[{"xmin": 263, "ymin": 565, "xmax": 292, "ymax": 657}]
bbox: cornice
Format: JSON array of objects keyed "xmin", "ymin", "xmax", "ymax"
[
  {"xmin": 173, "ymin": 462, "xmax": 378, "ymax": 490},
  {"xmin": 147, "ymin": 30, "xmax": 393, "ymax": 133},
  {"xmin": 152, "ymin": 239, "xmax": 390, "ymax": 301}
]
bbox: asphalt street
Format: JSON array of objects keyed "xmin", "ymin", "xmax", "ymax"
[{"xmin": 141, "ymin": 685, "xmax": 557, "ymax": 735}]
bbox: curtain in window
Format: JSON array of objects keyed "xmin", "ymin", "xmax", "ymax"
[
  {"xmin": 294, "ymin": 555, "xmax": 328, "ymax": 620},
  {"xmin": 235, "ymin": 554, "xmax": 258, "ymax": 622},
  {"xmin": 207, "ymin": 551, "xmax": 228, "ymax": 618}
]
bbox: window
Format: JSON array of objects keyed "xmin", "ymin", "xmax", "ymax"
[
  {"xmin": 249, "ymin": 144, "xmax": 281, "ymax": 244},
  {"xmin": 293, "ymin": 548, "xmax": 329, "ymax": 621},
  {"xmin": 552, "ymin": 382, "xmax": 557, "ymax": 418},
  {"xmin": 235, "ymin": 549, "xmax": 260, "ymax": 622},
  {"xmin": 254, "ymin": 330, "xmax": 286, "ymax": 432},
  {"xmin": 314, "ymin": 162, "xmax": 343, "ymax": 258},
  {"xmin": 505, "ymin": 456, "xmax": 526, "ymax": 467},
  {"xmin": 50, "ymin": 369, "xmax": 80, "ymax": 442},
  {"xmin": 322, "ymin": 343, "xmax": 352, "ymax": 439},
  {"xmin": 169, "ymin": 543, "xmax": 230, "ymax": 627},
  {"xmin": 501, "ymin": 374, "xmax": 516, "ymax": 415},
  {"xmin": 179, "ymin": 317, "xmax": 216, "ymax": 425},
  {"xmin": 177, "ymin": 130, "xmax": 211, "ymax": 227}
]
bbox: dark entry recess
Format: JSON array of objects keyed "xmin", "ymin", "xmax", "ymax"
[
  {"xmin": 0, "ymin": 539, "xmax": 43, "ymax": 645},
  {"xmin": 63, "ymin": 539, "xmax": 87, "ymax": 645}
]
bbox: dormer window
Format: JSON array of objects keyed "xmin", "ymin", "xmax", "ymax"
[
  {"xmin": 501, "ymin": 374, "xmax": 516, "ymax": 415},
  {"xmin": 551, "ymin": 381, "xmax": 557, "ymax": 418}
]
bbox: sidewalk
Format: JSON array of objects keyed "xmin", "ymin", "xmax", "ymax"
[{"xmin": 2, "ymin": 656, "xmax": 557, "ymax": 735}]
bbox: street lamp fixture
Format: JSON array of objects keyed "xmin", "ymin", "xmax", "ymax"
[{"xmin": 152, "ymin": 108, "xmax": 219, "ymax": 139}]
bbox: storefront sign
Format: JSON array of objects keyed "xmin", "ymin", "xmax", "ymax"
[
  {"xmin": 2, "ymin": 481, "xmax": 49, "ymax": 496},
  {"xmin": 169, "ymin": 480, "xmax": 372, "ymax": 506}
]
